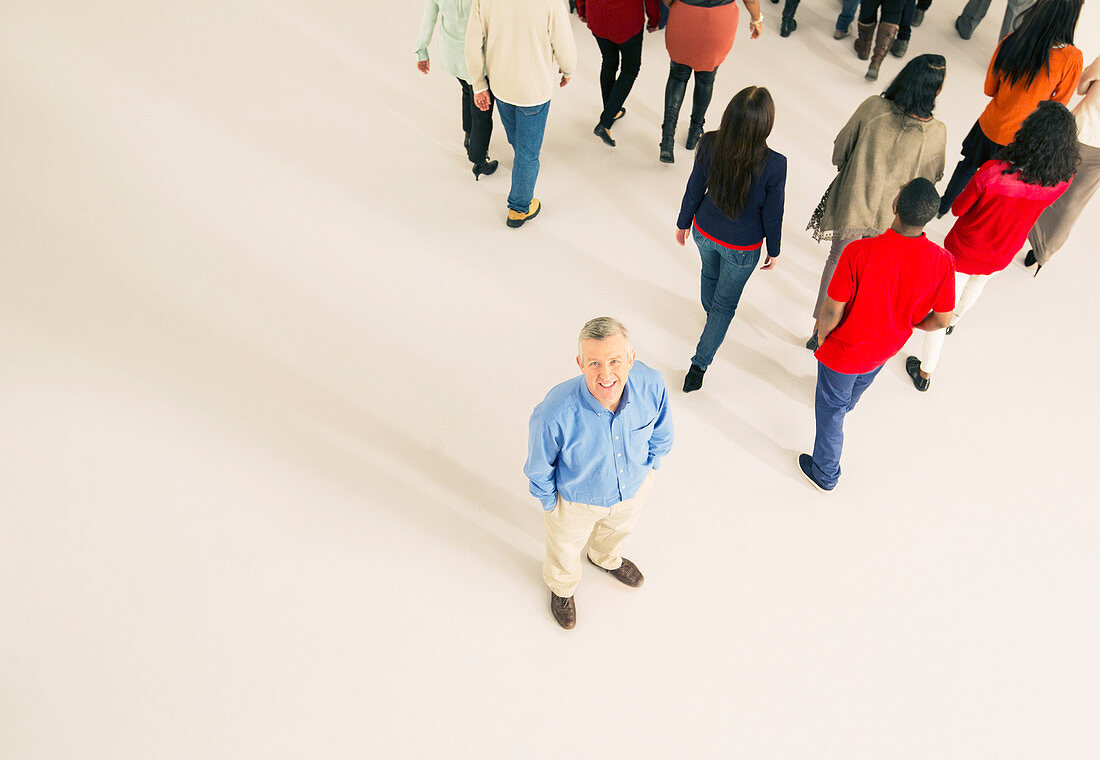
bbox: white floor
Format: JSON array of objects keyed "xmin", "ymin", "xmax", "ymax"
[{"xmin": 3, "ymin": 1, "xmax": 1099, "ymax": 757}]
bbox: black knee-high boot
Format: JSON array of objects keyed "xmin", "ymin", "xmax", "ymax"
[
  {"xmin": 661, "ymin": 65, "xmax": 689, "ymax": 163},
  {"xmin": 686, "ymin": 69, "xmax": 715, "ymax": 150}
]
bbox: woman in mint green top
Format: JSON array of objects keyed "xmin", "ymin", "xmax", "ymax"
[{"xmin": 414, "ymin": 0, "xmax": 497, "ymax": 179}]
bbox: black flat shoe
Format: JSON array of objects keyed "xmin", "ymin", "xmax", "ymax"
[
  {"xmin": 593, "ymin": 124, "xmax": 615, "ymax": 147},
  {"xmin": 683, "ymin": 364, "xmax": 705, "ymax": 393},
  {"xmin": 905, "ymin": 355, "xmax": 930, "ymax": 392},
  {"xmin": 613, "ymin": 108, "xmax": 626, "ymax": 121},
  {"xmin": 472, "ymin": 159, "xmax": 498, "ymax": 181}
]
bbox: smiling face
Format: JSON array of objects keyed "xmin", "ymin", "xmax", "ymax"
[{"xmin": 576, "ymin": 333, "xmax": 635, "ymax": 413}]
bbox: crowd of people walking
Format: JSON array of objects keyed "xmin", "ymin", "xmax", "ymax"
[{"xmin": 414, "ymin": 0, "xmax": 1097, "ymax": 628}]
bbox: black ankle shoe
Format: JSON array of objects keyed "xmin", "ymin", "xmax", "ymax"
[
  {"xmin": 659, "ymin": 137, "xmax": 674, "ymax": 164},
  {"xmin": 472, "ymin": 159, "xmax": 498, "ymax": 181},
  {"xmin": 780, "ymin": 17, "xmax": 797, "ymax": 36},
  {"xmin": 683, "ymin": 364, "xmax": 705, "ymax": 392},
  {"xmin": 905, "ymin": 355, "xmax": 930, "ymax": 392},
  {"xmin": 593, "ymin": 124, "xmax": 615, "ymax": 147},
  {"xmin": 685, "ymin": 124, "xmax": 703, "ymax": 150}
]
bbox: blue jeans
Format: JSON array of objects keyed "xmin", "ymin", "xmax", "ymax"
[
  {"xmin": 837, "ymin": 0, "xmax": 861, "ymax": 29},
  {"xmin": 496, "ymin": 100, "xmax": 550, "ymax": 213},
  {"xmin": 812, "ymin": 361, "xmax": 883, "ymax": 488},
  {"xmin": 691, "ymin": 228, "xmax": 761, "ymax": 369}
]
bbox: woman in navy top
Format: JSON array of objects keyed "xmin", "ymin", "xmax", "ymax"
[{"xmin": 675, "ymin": 86, "xmax": 786, "ymax": 392}]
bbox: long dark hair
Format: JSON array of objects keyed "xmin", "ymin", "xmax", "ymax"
[
  {"xmin": 993, "ymin": 0, "xmax": 1081, "ymax": 88},
  {"xmin": 702, "ymin": 86, "xmax": 774, "ymax": 219},
  {"xmin": 1000, "ymin": 100, "xmax": 1079, "ymax": 186},
  {"xmin": 882, "ymin": 54, "xmax": 946, "ymax": 119}
]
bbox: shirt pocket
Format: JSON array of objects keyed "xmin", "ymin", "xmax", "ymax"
[{"xmin": 627, "ymin": 418, "xmax": 657, "ymax": 460}]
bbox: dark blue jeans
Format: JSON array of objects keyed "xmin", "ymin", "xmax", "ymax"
[
  {"xmin": 812, "ymin": 361, "xmax": 884, "ymax": 488},
  {"xmin": 496, "ymin": 100, "xmax": 550, "ymax": 213},
  {"xmin": 837, "ymin": 0, "xmax": 861, "ymax": 29},
  {"xmin": 691, "ymin": 228, "xmax": 761, "ymax": 369}
]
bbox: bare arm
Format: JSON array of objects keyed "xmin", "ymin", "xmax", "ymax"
[
  {"xmin": 816, "ymin": 297, "xmax": 847, "ymax": 343},
  {"xmin": 916, "ymin": 310, "xmax": 953, "ymax": 332},
  {"xmin": 742, "ymin": 0, "xmax": 763, "ymax": 38}
]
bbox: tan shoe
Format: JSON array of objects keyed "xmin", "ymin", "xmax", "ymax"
[
  {"xmin": 506, "ymin": 198, "xmax": 541, "ymax": 228},
  {"xmin": 550, "ymin": 591, "xmax": 576, "ymax": 629},
  {"xmin": 588, "ymin": 555, "xmax": 645, "ymax": 587}
]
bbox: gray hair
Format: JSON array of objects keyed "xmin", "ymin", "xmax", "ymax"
[{"xmin": 577, "ymin": 316, "xmax": 632, "ymax": 355}]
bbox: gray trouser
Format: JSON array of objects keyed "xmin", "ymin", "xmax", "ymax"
[
  {"xmin": 813, "ymin": 231, "xmax": 866, "ymax": 319},
  {"xmin": 956, "ymin": 0, "xmax": 1035, "ymax": 39},
  {"xmin": 1028, "ymin": 142, "xmax": 1100, "ymax": 265}
]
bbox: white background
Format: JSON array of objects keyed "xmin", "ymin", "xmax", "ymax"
[{"xmin": 2, "ymin": 1, "xmax": 1098, "ymax": 757}]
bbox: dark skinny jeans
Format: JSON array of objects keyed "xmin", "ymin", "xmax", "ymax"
[{"xmin": 595, "ymin": 30, "xmax": 644, "ymax": 129}]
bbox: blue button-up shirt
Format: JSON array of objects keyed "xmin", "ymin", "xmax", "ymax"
[{"xmin": 524, "ymin": 361, "xmax": 674, "ymax": 511}]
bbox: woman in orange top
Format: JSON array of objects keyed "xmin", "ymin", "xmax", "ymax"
[{"xmin": 938, "ymin": 0, "xmax": 1082, "ymax": 216}]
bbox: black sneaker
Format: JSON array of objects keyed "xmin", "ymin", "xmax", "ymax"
[
  {"xmin": 797, "ymin": 454, "xmax": 834, "ymax": 492},
  {"xmin": 683, "ymin": 364, "xmax": 705, "ymax": 392},
  {"xmin": 905, "ymin": 355, "xmax": 930, "ymax": 392}
]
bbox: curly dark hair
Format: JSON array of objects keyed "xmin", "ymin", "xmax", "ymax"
[{"xmin": 1000, "ymin": 100, "xmax": 1080, "ymax": 186}]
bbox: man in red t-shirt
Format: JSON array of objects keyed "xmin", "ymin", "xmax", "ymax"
[{"xmin": 799, "ymin": 178, "xmax": 955, "ymax": 492}]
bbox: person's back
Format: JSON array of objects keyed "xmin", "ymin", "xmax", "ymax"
[
  {"xmin": 981, "ymin": 44, "xmax": 1082, "ymax": 145},
  {"xmin": 815, "ymin": 229, "xmax": 954, "ymax": 374},
  {"xmin": 467, "ymin": 0, "xmax": 577, "ymax": 107},
  {"xmin": 830, "ymin": 95, "xmax": 946, "ymax": 233},
  {"xmin": 946, "ymin": 159, "xmax": 1071, "ymax": 274}
]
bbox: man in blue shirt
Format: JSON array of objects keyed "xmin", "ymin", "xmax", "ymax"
[{"xmin": 524, "ymin": 317, "xmax": 673, "ymax": 629}]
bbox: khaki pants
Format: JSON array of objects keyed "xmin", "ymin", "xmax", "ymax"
[{"xmin": 543, "ymin": 470, "xmax": 655, "ymax": 598}]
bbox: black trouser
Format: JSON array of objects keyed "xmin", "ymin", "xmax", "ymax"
[
  {"xmin": 859, "ymin": 0, "xmax": 905, "ymax": 25},
  {"xmin": 664, "ymin": 61, "xmax": 717, "ymax": 134},
  {"xmin": 595, "ymin": 30, "xmax": 644, "ymax": 129},
  {"xmin": 939, "ymin": 120, "xmax": 1003, "ymax": 215},
  {"xmin": 458, "ymin": 78, "xmax": 494, "ymax": 164},
  {"xmin": 898, "ymin": 0, "xmax": 932, "ymax": 40}
]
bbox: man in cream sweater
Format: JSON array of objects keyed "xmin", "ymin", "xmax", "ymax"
[{"xmin": 466, "ymin": 0, "xmax": 577, "ymax": 228}]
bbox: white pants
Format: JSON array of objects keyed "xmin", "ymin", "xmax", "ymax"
[
  {"xmin": 542, "ymin": 470, "xmax": 655, "ymax": 598},
  {"xmin": 919, "ymin": 270, "xmax": 993, "ymax": 374}
]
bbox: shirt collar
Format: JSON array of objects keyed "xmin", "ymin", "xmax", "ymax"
[{"xmin": 578, "ymin": 375, "xmax": 632, "ymax": 417}]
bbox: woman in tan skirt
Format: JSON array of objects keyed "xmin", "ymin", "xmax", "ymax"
[
  {"xmin": 659, "ymin": 0, "xmax": 763, "ymax": 164},
  {"xmin": 1026, "ymin": 53, "xmax": 1100, "ymax": 274}
]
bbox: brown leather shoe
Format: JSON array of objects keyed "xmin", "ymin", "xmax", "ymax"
[
  {"xmin": 588, "ymin": 555, "xmax": 645, "ymax": 587},
  {"xmin": 550, "ymin": 592, "xmax": 576, "ymax": 629}
]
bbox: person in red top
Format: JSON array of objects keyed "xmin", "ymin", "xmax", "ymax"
[
  {"xmin": 798, "ymin": 178, "xmax": 955, "ymax": 492},
  {"xmin": 577, "ymin": 0, "xmax": 661, "ymax": 147},
  {"xmin": 909, "ymin": 100, "xmax": 1079, "ymax": 392}
]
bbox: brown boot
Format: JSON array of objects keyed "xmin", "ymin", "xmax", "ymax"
[
  {"xmin": 588, "ymin": 555, "xmax": 645, "ymax": 587},
  {"xmin": 550, "ymin": 591, "xmax": 576, "ymax": 629},
  {"xmin": 866, "ymin": 22, "xmax": 899, "ymax": 80},
  {"xmin": 853, "ymin": 21, "xmax": 876, "ymax": 60}
]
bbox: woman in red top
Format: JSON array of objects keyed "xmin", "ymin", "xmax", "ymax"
[
  {"xmin": 577, "ymin": 0, "xmax": 661, "ymax": 147},
  {"xmin": 937, "ymin": 0, "xmax": 1082, "ymax": 217},
  {"xmin": 908, "ymin": 101, "xmax": 1079, "ymax": 391},
  {"xmin": 659, "ymin": 0, "xmax": 764, "ymax": 164}
]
